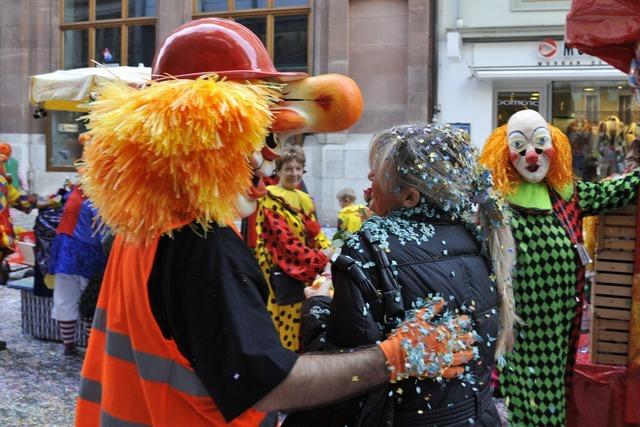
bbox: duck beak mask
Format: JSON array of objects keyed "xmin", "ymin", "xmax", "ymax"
[{"xmin": 80, "ymin": 18, "xmax": 363, "ymax": 243}]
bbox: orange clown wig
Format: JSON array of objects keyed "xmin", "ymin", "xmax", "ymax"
[
  {"xmin": 479, "ymin": 123, "xmax": 574, "ymax": 196},
  {"xmin": 81, "ymin": 75, "xmax": 281, "ymax": 243}
]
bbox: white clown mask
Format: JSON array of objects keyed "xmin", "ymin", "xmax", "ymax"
[{"xmin": 507, "ymin": 110, "xmax": 555, "ymax": 184}]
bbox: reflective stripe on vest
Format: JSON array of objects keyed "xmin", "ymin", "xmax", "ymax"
[
  {"xmin": 80, "ymin": 308, "xmax": 209, "ymax": 404},
  {"xmin": 101, "ymin": 410, "xmax": 150, "ymax": 427}
]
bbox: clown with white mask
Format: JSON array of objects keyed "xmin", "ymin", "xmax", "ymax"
[{"xmin": 481, "ymin": 110, "xmax": 640, "ymax": 427}]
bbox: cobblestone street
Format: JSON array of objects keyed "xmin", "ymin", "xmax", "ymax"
[{"xmin": 0, "ymin": 283, "xmax": 83, "ymax": 426}]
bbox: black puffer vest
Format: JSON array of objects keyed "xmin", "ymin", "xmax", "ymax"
[{"xmin": 287, "ymin": 215, "xmax": 501, "ymax": 427}]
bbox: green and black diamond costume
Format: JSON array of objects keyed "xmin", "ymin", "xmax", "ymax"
[{"xmin": 501, "ymin": 169, "xmax": 640, "ymax": 426}]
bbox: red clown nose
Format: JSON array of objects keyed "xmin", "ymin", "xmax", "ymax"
[{"xmin": 525, "ymin": 149, "xmax": 539, "ymax": 164}]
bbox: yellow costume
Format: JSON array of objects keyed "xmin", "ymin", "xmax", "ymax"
[
  {"xmin": 337, "ymin": 204, "xmax": 369, "ymax": 233},
  {"xmin": 255, "ymin": 185, "xmax": 330, "ymax": 351}
]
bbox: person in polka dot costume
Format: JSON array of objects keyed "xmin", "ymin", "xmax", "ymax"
[{"xmin": 255, "ymin": 144, "xmax": 333, "ymax": 351}]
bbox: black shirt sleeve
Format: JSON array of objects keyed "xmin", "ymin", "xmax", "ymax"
[{"xmin": 147, "ymin": 224, "xmax": 299, "ymax": 422}]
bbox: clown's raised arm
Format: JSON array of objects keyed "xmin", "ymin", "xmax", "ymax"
[{"xmin": 577, "ymin": 168, "xmax": 640, "ymax": 216}]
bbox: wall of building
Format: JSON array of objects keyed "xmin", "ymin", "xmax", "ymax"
[
  {"xmin": 0, "ymin": 0, "xmax": 437, "ymax": 226},
  {"xmin": 0, "ymin": 0, "xmax": 70, "ymax": 194},
  {"xmin": 460, "ymin": 0, "xmax": 569, "ymax": 29},
  {"xmin": 433, "ymin": 0, "xmax": 628, "ymax": 148},
  {"xmin": 306, "ymin": 0, "xmax": 436, "ymax": 224}
]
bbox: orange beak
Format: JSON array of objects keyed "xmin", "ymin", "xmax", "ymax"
[{"xmin": 270, "ymin": 74, "xmax": 363, "ymax": 135}]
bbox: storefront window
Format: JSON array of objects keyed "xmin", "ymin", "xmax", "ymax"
[
  {"xmin": 274, "ymin": 15, "xmax": 307, "ymax": 72},
  {"xmin": 128, "ymin": 0, "xmax": 156, "ymax": 17},
  {"xmin": 48, "ymin": 111, "xmax": 87, "ymax": 171},
  {"xmin": 64, "ymin": 0, "xmax": 89, "ymax": 23},
  {"xmin": 128, "ymin": 25, "xmax": 156, "ymax": 67},
  {"xmin": 60, "ymin": 0, "xmax": 156, "ymax": 69},
  {"xmin": 63, "ymin": 30, "xmax": 89, "ymax": 69},
  {"xmin": 197, "ymin": 0, "xmax": 228, "ymax": 12},
  {"xmin": 194, "ymin": 0, "xmax": 311, "ymax": 73},
  {"xmin": 275, "ymin": 0, "xmax": 308, "ymax": 5},
  {"xmin": 551, "ymin": 81, "xmax": 639, "ymax": 181},
  {"xmin": 96, "ymin": 0, "xmax": 122, "ymax": 20},
  {"xmin": 496, "ymin": 91, "xmax": 540, "ymax": 127},
  {"xmin": 95, "ymin": 27, "xmax": 121, "ymax": 66},
  {"xmin": 236, "ymin": 0, "xmax": 267, "ymax": 9},
  {"xmin": 235, "ymin": 17, "xmax": 267, "ymax": 46}
]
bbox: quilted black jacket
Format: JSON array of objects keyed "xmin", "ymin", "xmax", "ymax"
[{"xmin": 285, "ymin": 215, "xmax": 501, "ymax": 427}]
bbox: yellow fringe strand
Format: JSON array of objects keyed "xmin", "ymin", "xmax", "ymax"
[{"xmin": 80, "ymin": 75, "xmax": 280, "ymax": 243}]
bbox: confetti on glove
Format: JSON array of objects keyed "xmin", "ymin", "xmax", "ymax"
[{"xmin": 378, "ymin": 297, "xmax": 476, "ymax": 382}]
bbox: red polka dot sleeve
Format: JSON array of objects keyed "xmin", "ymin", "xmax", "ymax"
[{"xmin": 261, "ymin": 208, "xmax": 329, "ymax": 283}]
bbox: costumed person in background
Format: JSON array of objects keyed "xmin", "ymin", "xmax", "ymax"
[
  {"xmin": 285, "ymin": 124, "xmax": 516, "ymax": 427},
  {"xmin": 48, "ymin": 180, "xmax": 109, "ymax": 356},
  {"xmin": 565, "ymin": 117, "xmax": 593, "ymax": 178},
  {"xmin": 597, "ymin": 116, "xmax": 625, "ymax": 178},
  {"xmin": 480, "ymin": 109, "xmax": 640, "ymax": 427},
  {"xmin": 4, "ymin": 153, "xmax": 27, "ymax": 191},
  {"xmin": 332, "ymin": 187, "xmax": 370, "ymax": 242},
  {"xmin": 0, "ymin": 142, "xmax": 38, "ymax": 349},
  {"xmin": 255, "ymin": 144, "xmax": 332, "ymax": 352},
  {"xmin": 625, "ymin": 121, "xmax": 640, "ymax": 171},
  {"xmin": 628, "ymin": 40, "xmax": 640, "ymax": 103},
  {"xmin": 33, "ymin": 178, "xmax": 74, "ymax": 298},
  {"xmin": 75, "ymin": 18, "xmax": 478, "ymax": 427}
]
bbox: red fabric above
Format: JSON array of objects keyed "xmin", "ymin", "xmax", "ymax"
[
  {"xmin": 565, "ymin": 0, "xmax": 640, "ymax": 73},
  {"xmin": 567, "ymin": 362, "xmax": 640, "ymax": 427}
]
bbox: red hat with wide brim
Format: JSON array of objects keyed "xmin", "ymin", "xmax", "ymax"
[{"xmin": 152, "ymin": 18, "xmax": 308, "ymax": 82}]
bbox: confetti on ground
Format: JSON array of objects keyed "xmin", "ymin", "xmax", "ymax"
[{"xmin": 0, "ymin": 284, "xmax": 83, "ymax": 426}]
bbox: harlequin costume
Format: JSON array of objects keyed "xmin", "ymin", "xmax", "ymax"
[
  {"xmin": 255, "ymin": 185, "xmax": 331, "ymax": 351},
  {"xmin": 75, "ymin": 18, "xmax": 364, "ymax": 426},
  {"xmin": 480, "ymin": 110, "xmax": 640, "ymax": 426}
]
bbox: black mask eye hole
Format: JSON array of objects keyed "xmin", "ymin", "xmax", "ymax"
[{"xmin": 266, "ymin": 133, "xmax": 279, "ymax": 149}]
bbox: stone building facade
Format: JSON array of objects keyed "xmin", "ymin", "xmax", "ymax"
[{"xmin": 0, "ymin": 0, "xmax": 437, "ymax": 224}]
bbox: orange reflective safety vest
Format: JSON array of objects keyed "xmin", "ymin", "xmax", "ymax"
[{"xmin": 76, "ymin": 235, "xmax": 265, "ymax": 426}]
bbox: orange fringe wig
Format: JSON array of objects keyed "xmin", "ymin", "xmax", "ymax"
[
  {"xmin": 80, "ymin": 75, "xmax": 281, "ymax": 243},
  {"xmin": 479, "ymin": 124, "xmax": 574, "ymax": 196}
]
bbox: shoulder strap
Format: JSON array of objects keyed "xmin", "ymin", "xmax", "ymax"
[
  {"xmin": 333, "ymin": 231, "xmax": 404, "ymax": 333},
  {"xmin": 360, "ymin": 230, "xmax": 405, "ymax": 329}
]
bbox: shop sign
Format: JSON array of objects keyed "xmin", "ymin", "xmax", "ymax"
[
  {"xmin": 536, "ymin": 38, "xmax": 605, "ymax": 66},
  {"xmin": 537, "ymin": 38, "xmax": 558, "ymax": 59},
  {"xmin": 58, "ymin": 123, "xmax": 79, "ymax": 133},
  {"xmin": 497, "ymin": 98, "xmax": 539, "ymax": 108}
]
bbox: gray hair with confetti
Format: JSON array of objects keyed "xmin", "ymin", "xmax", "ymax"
[
  {"xmin": 369, "ymin": 123, "xmax": 518, "ymax": 359},
  {"xmin": 369, "ymin": 124, "xmax": 476, "ymax": 218}
]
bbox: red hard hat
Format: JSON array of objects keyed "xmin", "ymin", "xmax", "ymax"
[{"xmin": 152, "ymin": 18, "xmax": 308, "ymax": 82}]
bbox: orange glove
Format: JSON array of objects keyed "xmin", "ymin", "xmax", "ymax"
[{"xmin": 378, "ymin": 298, "xmax": 476, "ymax": 382}]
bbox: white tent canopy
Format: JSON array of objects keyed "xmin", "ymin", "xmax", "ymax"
[{"xmin": 29, "ymin": 66, "xmax": 151, "ymax": 108}]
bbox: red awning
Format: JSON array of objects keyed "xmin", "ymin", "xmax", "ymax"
[{"xmin": 565, "ymin": 0, "xmax": 640, "ymax": 73}]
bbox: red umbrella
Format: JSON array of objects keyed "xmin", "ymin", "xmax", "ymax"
[{"xmin": 565, "ymin": 0, "xmax": 640, "ymax": 73}]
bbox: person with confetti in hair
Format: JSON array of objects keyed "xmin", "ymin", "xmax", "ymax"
[{"xmin": 288, "ymin": 123, "xmax": 517, "ymax": 426}]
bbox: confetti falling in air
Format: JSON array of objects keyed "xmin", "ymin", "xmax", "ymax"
[{"xmin": 352, "ymin": 376, "xmax": 359, "ymax": 382}]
